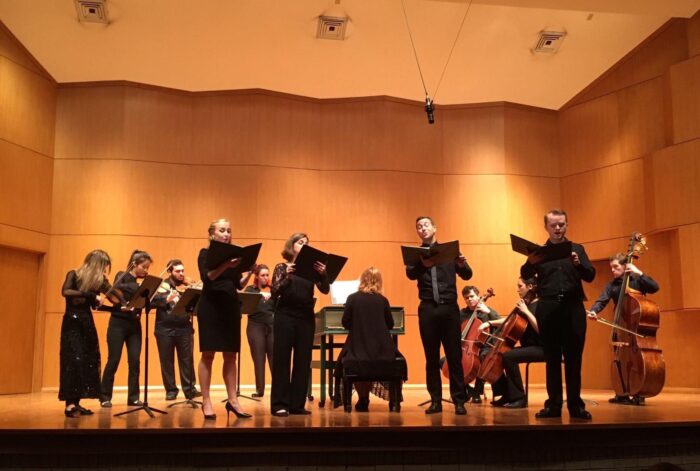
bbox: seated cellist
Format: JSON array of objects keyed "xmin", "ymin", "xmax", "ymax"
[
  {"xmin": 587, "ymin": 252, "xmax": 659, "ymax": 405},
  {"xmin": 478, "ymin": 276, "xmax": 545, "ymax": 408}
]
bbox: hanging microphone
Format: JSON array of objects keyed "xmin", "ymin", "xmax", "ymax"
[{"xmin": 425, "ymin": 96, "xmax": 435, "ymax": 124}]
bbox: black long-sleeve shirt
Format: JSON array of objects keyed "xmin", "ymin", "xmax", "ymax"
[
  {"xmin": 590, "ymin": 274, "xmax": 659, "ymax": 314},
  {"xmin": 405, "ymin": 242, "xmax": 472, "ymax": 304},
  {"xmin": 271, "ymin": 262, "xmax": 329, "ymax": 317},
  {"xmin": 520, "ymin": 239, "xmax": 595, "ymax": 301},
  {"xmin": 152, "ymin": 277, "xmax": 194, "ymax": 336},
  {"xmin": 244, "ymin": 285, "xmax": 275, "ymax": 325},
  {"xmin": 110, "ymin": 271, "xmax": 142, "ymax": 321}
]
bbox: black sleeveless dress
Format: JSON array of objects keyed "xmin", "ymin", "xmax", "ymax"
[{"xmin": 196, "ymin": 248, "xmax": 242, "ymax": 352}]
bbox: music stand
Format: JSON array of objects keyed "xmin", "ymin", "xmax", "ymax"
[
  {"xmin": 168, "ymin": 288, "xmax": 203, "ymax": 409},
  {"xmin": 221, "ymin": 291, "xmax": 264, "ymax": 404},
  {"xmin": 114, "ymin": 275, "xmax": 167, "ymax": 418}
]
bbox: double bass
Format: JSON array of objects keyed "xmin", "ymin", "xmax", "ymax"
[
  {"xmin": 476, "ymin": 289, "xmax": 534, "ymax": 384},
  {"xmin": 441, "ymin": 288, "xmax": 495, "ymax": 382},
  {"xmin": 592, "ymin": 232, "xmax": 665, "ymax": 399}
]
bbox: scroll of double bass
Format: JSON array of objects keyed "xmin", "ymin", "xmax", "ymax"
[
  {"xmin": 441, "ymin": 288, "xmax": 495, "ymax": 382},
  {"xmin": 593, "ymin": 232, "xmax": 665, "ymax": 398}
]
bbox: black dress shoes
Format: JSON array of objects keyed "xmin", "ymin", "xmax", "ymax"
[
  {"xmin": 491, "ymin": 396, "xmax": 509, "ymax": 407},
  {"xmin": 127, "ymin": 400, "xmax": 144, "ymax": 407},
  {"xmin": 425, "ymin": 401, "xmax": 442, "ymax": 414},
  {"xmin": 289, "ymin": 409, "xmax": 312, "ymax": 415},
  {"xmin": 535, "ymin": 407, "xmax": 561, "ymax": 418},
  {"xmin": 389, "ymin": 402, "xmax": 401, "ymax": 413},
  {"xmin": 454, "ymin": 402, "xmax": 467, "ymax": 415},
  {"xmin": 503, "ymin": 398, "xmax": 527, "ymax": 409},
  {"xmin": 569, "ymin": 408, "xmax": 592, "ymax": 420},
  {"xmin": 609, "ymin": 395, "xmax": 632, "ymax": 404},
  {"xmin": 166, "ymin": 393, "xmax": 178, "ymax": 401},
  {"xmin": 355, "ymin": 398, "xmax": 370, "ymax": 412},
  {"xmin": 272, "ymin": 409, "xmax": 289, "ymax": 417}
]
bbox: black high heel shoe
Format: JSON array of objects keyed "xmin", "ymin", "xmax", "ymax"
[
  {"xmin": 201, "ymin": 406, "xmax": 217, "ymax": 420},
  {"xmin": 225, "ymin": 401, "xmax": 252, "ymax": 419},
  {"xmin": 64, "ymin": 407, "xmax": 80, "ymax": 418}
]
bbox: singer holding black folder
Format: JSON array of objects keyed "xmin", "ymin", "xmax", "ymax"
[
  {"xmin": 270, "ymin": 233, "xmax": 329, "ymax": 417},
  {"xmin": 196, "ymin": 218, "xmax": 251, "ymax": 420},
  {"xmin": 520, "ymin": 209, "xmax": 596, "ymax": 420},
  {"xmin": 100, "ymin": 250, "xmax": 152, "ymax": 408},
  {"xmin": 405, "ymin": 216, "xmax": 471, "ymax": 415}
]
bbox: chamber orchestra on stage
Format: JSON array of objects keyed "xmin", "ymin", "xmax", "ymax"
[{"xmin": 58, "ymin": 210, "xmax": 664, "ymax": 421}]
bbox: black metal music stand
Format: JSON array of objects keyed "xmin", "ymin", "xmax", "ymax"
[{"xmin": 114, "ymin": 287, "xmax": 167, "ymax": 418}]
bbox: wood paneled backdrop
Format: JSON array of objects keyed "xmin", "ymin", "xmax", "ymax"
[{"xmin": 1, "ymin": 12, "xmax": 699, "ymax": 396}]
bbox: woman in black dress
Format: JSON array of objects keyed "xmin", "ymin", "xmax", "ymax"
[
  {"xmin": 197, "ymin": 218, "xmax": 251, "ymax": 419},
  {"xmin": 100, "ymin": 250, "xmax": 152, "ymax": 407},
  {"xmin": 270, "ymin": 233, "xmax": 328, "ymax": 416},
  {"xmin": 60, "ymin": 249, "xmax": 116, "ymax": 417},
  {"xmin": 336, "ymin": 267, "xmax": 406, "ymax": 412}
]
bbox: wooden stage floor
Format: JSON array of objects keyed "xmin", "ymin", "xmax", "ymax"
[{"xmin": 1, "ymin": 387, "xmax": 700, "ymax": 469}]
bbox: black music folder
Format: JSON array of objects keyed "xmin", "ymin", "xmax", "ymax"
[
  {"xmin": 206, "ymin": 240, "xmax": 262, "ymax": 273},
  {"xmin": 171, "ymin": 288, "xmax": 202, "ymax": 318},
  {"xmin": 294, "ymin": 245, "xmax": 348, "ymax": 284},
  {"xmin": 239, "ymin": 291, "xmax": 263, "ymax": 315},
  {"xmin": 126, "ymin": 275, "xmax": 164, "ymax": 310},
  {"xmin": 401, "ymin": 240, "xmax": 460, "ymax": 266},
  {"xmin": 510, "ymin": 234, "xmax": 572, "ymax": 265}
]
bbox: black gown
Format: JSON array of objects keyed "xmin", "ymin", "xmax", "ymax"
[
  {"xmin": 197, "ymin": 248, "xmax": 242, "ymax": 352},
  {"xmin": 59, "ymin": 270, "xmax": 102, "ymax": 402}
]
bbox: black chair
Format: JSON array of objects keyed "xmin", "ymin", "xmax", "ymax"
[
  {"xmin": 341, "ymin": 358, "xmax": 405, "ymax": 413},
  {"xmin": 524, "ymin": 357, "xmax": 565, "ymax": 405}
]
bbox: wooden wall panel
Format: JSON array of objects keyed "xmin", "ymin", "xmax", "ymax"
[
  {"xmin": 650, "ymin": 140, "xmax": 700, "ymax": 230},
  {"xmin": 567, "ymin": 20, "xmax": 689, "ymax": 107},
  {"xmin": 0, "ymin": 23, "xmax": 49, "ymax": 79},
  {"xmin": 0, "ymin": 140, "xmax": 53, "ymax": 234},
  {"xmin": 687, "ymin": 10, "xmax": 700, "ymax": 58},
  {"xmin": 668, "ymin": 55, "xmax": 700, "ymax": 144},
  {"xmin": 0, "ymin": 246, "xmax": 40, "ymax": 394},
  {"xmin": 559, "ymin": 93, "xmax": 620, "ymax": 176},
  {"xmin": 504, "ymin": 175, "xmax": 561, "ymax": 244},
  {"xmin": 561, "ymin": 159, "xmax": 646, "ymax": 243},
  {"xmin": 504, "ymin": 107, "xmax": 559, "ymax": 178},
  {"xmin": 192, "ymin": 93, "xmax": 322, "ymax": 168},
  {"xmin": 656, "ymin": 309, "xmax": 700, "ymax": 389},
  {"xmin": 54, "ymin": 86, "xmax": 126, "ymax": 159},
  {"xmin": 617, "ymin": 77, "xmax": 667, "ymax": 160},
  {"xmin": 320, "ymin": 100, "xmax": 442, "ymax": 173},
  {"xmin": 0, "ymin": 57, "xmax": 55, "ymax": 156},
  {"xmin": 677, "ymin": 224, "xmax": 700, "ymax": 309},
  {"xmin": 442, "ymin": 105, "xmax": 505, "ymax": 175}
]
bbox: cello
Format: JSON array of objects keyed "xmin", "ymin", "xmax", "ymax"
[
  {"xmin": 591, "ymin": 232, "xmax": 665, "ymax": 399},
  {"xmin": 441, "ymin": 288, "xmax": 495, "ymax": 382},
  {"xmin": 476, "ymin": 289, "xmax": 534, "ymax": 384}
]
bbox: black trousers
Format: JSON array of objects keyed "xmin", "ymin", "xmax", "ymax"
[
  {"xmin": 491, "ymin": 345, "xmax": 546, "ymax": 402},
  {"xmin": 271, "ymin": 312, "xmax": 314, "ymax": 412},
  {"xmin": 155, "ymin": 332, "xmax": 196, "ymax": 398},
  {"xmin": 101, "ymin": 317, "xmax": 142, "ymax": 403},
  {"xmin": 246, "ymin": 321, "xmax": 274, "ymax": 395},
  {"xmin": 538, "ymin": 298, "xmax": 587, "ymax": 411},
  {"xmin": 418, "ymin": 301, "xmax": 467, "ymax": 403}
]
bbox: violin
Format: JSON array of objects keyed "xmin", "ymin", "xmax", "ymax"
[
  {"xmin": 477, "ymin": 289, "xmax": 534, "ymax": 384},
  {"xmin": 94, "ymin": 261, "xmax": 134, "ymax": 311},
  {"xmin": 441, "ymin": 288, "xmax": 495, "ymax": 382}
]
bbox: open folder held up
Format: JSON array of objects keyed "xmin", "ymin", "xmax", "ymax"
[{"xmin": 510, "ymin": 234, "xmax": 572, "ymax": 265}]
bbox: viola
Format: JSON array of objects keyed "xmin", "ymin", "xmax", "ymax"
[
  {"xmin": 476, "ymin": 290, "xmax": 534, "ymax": 384},
  {"xmin": 441, "ymin": 288, "xmax": 495, "ymax": 382}
]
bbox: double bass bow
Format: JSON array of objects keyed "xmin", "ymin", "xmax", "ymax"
[
  {"xmin": 589, "ymin": 232, "xmax": 665, "ymax": 399},
  {"xmin": 441, "ymin": 288, "xmax": 495, "ymax": 382}
]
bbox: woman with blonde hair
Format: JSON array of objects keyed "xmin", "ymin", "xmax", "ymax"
[
  {"xmin": 60, "ymin": 249, "xmax": 118, "ymax": 417},
  {"xmin": 196, "ymin": 218, "xmax": 251, "ymax": 419},
  {"xmin": 335, "ymin": 267, "xmax": 407, "ymax": 412}
]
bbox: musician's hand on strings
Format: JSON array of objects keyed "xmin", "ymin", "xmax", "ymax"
[
  {"xmin": 626, "ymin": 263, "xmax": 643, "ymax": 277},
  {"xmin": 476, "ymin": 302, "xmax": 490, "ymax": 314},
  {"xmin": 515, "ymin": 299, "xmax": 528, "ymax": 314}
]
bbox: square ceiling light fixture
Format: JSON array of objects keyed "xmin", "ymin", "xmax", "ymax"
[
  {"xmin": 532, "ymin": 31, "xmax": 566, "ymax": 54},
  {"xmin": 317, "ymin": 16, "xmax": 348, "ymax": 40},
  {"xmin": 74, "ymin": 0, "xmax": 109, "ymax": 24}
]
